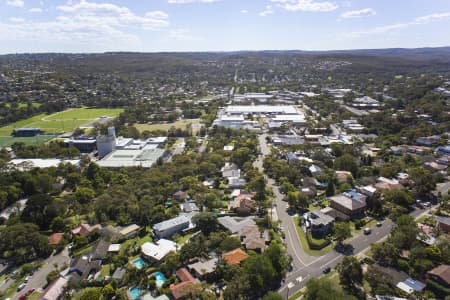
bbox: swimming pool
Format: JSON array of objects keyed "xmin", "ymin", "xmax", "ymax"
[
  {"xmin": 151, "ymin": 271, "xmax": 167, "ymax": 287},
  {"xmin": 129, "ymin": 287, "xmax": 142, "ymax": 300},
  {"xmin": 131, "ymin": 257, "xmax": 147, "ymax": 270}
]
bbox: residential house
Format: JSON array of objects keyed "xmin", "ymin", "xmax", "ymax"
[
  {"xmin": 173, "ymin": 191, "xmax": 189, "ymax": 201},
  {"xmin": 181, "ymin": 200, "xmax": 200, "ymax": 213},
  {"xmin": 306, "ymin": 210, "xmax": 335, "ymax": 238},
  {"xmin": 221, "ymin": 163, "xmax": 241, "ymax": 178},
  {"xmin": 141, "ymin": 239, "xmax": 177, "ymax": 262},
  {"xmin": 111, "ymin": 267, "xmax": 127, "ymax": 283},
  {"xmin": 67, "ymin": 256, "xmax": 102, "ymax": 282},
  {"xmin": 436, "ymin": 216, "xmax": 450, "ymax": 233},
  {"xmin": 329, "ymin": 190, "xmax": 367, "ymax": 219},
  {"xmin": 71, "ymin": 223, "xmax": 102, "ymax": 238},
  {"xmin": 222, "ymin": 248, "xmax": 249, "ymax": 265},
  {"xmin": 187, "ymin": 258, "xmax": 218, "ymax": 280},
  {"xmin": 91, "ymin": 239, "xmax": 110, "ymax": 261},
  {"xmin": 435, "ymin": 145, "xmax": 450, "ymax": 155},
  {"xmin": 170, "ymin": 268, "xmax": 198, "ymax": 300},
  {"xmin": 119, "ymin": 224, "xmax": 140, "ymax": 239},
  {"xmin": 238, "ymin": 224, "xmax": 268, "ymax": 253},
  {"xmin": 229, "ymin": 194, "xmax": 255, "ymax": 215},
  {"xmin": 427, "ymin": 265, "xmax": 450, "ymax": 288},
  {"xmin": 40, "ymin": 276, "xmax": 68, "ymax": 300},
  {"xmin": 397, "ymin": 278, "xmax": 426, "ymax": 294},
  {"xmin": 107, "ymin": 244, "xmax": 121, "ymax": 253},
  {"xmin": 228, "ymin": 177, "xmax": 247, "ymax": 188},
  {"xmin": 335, "ymin": 171, "xmax": 353, "ymax": 184},
  {"xmin": 153, "ymin": 215, "xmax": 191, "ymax": 239},
  {"xmin": 218, "ymin": 216, "xmax": 256, "ymax": 234},
  {"xmin": 358, "ymin": 185, "xmax": 377, "ymax": 197},
  {"xmin": 309, "ymin": 164, "xmax": 322, "ymax": 177},
  {"xmin": 416, "ymin": 136, "xmax": 440, "ymax": 146},
  {"xmin": 375, "ymin": 177, "xmax": 403, "ymax": 191},
  {"xmin": 48, "ymin": 233, "xmax": 64, "ymax": 246},
  {"xmin": 300, "ymin": 186, "xmax": 317, "ymax": 199}
]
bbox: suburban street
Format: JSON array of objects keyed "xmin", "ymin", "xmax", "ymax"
[
  {"xmin": 254, "ymin": 133, "xmax": 432, "ymax": 299},
  {"xmin": 1, "ymin": 248, "xmax": 70, "ymax": 300}
]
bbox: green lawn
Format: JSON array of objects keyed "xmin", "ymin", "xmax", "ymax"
[
  {"xmin": 0, "ymin": 108, "xmax": 123, "ymax": 135},
  {"xmin": 174, "ymin": 233, "xmax": 194, "ymax": 245},
  {"xmin": 288, "ymin": 289, "xmax": 304, "ymax": 300},
  {"xmin": 293, "ymin": 216, "xmax": 334, "ymax": 256},
  {"xmin": 134, "ymin": 119, "xmax": 200, "ymax": 133},
  {"xmin": 100, "ymin": 264, "xmax": 111, "ymax": 278},
  {"xmin": 0, "ymin": 135, "xmax": 56, "ymax": 147},
  {"xmin": 73, "ymin": 245, "xmax": 93, "ymax": 257}
]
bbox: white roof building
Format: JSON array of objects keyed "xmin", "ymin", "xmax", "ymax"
[
  {"xmin": 97, "ymin": 148, "xmax": 165, "ymax": 168},
  {"xmin": 141, "ymin": 239, "xmax": 177, "ymax": 261},
  {"xmin": 225, "ymin": 105, "xmax": 298, "ymax": 115}
]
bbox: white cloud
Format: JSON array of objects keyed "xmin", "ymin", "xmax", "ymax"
[
  {"xmin": 167, "ymin": 0, "xmax": 220, "ymax": 3},
  {"xmin": 341, "ymin": 8, "xmax": 375, "ymax": 19},
  {"xmin": 259, "ymin": 5, "xmax": 274, "ymax": 17},
  {"xmin": 241, "ymin": 9, "xmax": 248, "ymax": 14},
  {"xmin": 6, "ymin": 0, "xmax": 24, "ymax": 7},
  {"xmin": 0, "ymin": 0, "xmax": 171, "ymax": 52},
  {"xmin": 343, "ymin": 11, "xmax": 450, "ymax": 38},
  {"xmin": 56, "ymin": 0, "xmax": 169, "ymax": 30},
  {"xmin": 28, "ymin": 7, "xmax": 43, "ymax": 13},
  {"xmin": 9, "ymin": 17, "xmax": 25, "ymax": 22},
  {"xmin": 271, "ymin": 0, "xmax": 338, "ymax": 12}
]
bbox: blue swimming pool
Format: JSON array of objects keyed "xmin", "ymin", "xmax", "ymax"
[
  {"xmin": 129, "ymin": 287, "xmax": 142, "ymax": 300},
  {"xmin": 131, "ymin": 257, "xmax": 147, "ymax": 270},
  {"xmin": 151, "ymin": 271, "xmax": 167, "ymax": 287}
]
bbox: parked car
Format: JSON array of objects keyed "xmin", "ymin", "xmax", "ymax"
[
  {"xmin": 376, "ymin": 222, "xmax": 382, "ymax": 227},
  {"xmin": 363, "ymin": 228, "xmax": 371, "ymax": 235},
  {"xmin": 323, "ymin": 267, "xmax": 331, "ymax": 274},
  {"xmin": 17, "ymin": 283, "xmax": 26, "ymax": 291},
  {"xmin": 24, "ymin": 276, "xmax": 30, "ymax": 283},
  {"xmin": 27, "ymin": 288, "xmax": 35, "ymax": 295},
  {"xmin": 19, "ymin": 294, "xmax": 26, "ymax": 300},
  {"xmin": 423, "ymin": 202, "xmax": 431, "ymax": 207}
]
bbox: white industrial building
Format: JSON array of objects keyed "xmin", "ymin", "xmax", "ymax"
[
  {"xmin": 213, "ymin": 105, "xmax": 305, "ymax": 130},
  {"xmin": 224, "ymin": 105, "xmax": 298, "ymax": 115},
  {"xmin": 96, "ymin": 126, "xmax": 167, "ymax": 168}
]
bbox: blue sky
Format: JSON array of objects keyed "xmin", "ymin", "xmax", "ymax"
[{"xmin": 1, "ymin": 0, "xmax": 450, "ymax": 53}]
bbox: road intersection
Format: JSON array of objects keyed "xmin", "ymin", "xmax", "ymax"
[{"xmin": 255, "ymin": 133, "xmax": 431, "ymax": 298}]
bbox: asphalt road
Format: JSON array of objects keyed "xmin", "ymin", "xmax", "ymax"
[
  {"xmin": 254, "ymin": 133, "xmax": 432, "ymax": 298},
  {"xmin": 2, "ymin": 248, "xmax": 70, "ymax": 300}
]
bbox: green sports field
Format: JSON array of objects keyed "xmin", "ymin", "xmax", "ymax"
[{"xmin": 0, "ymin": 108, "xmax": 123, "ymax": 136}]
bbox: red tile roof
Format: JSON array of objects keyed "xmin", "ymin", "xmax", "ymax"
[
  {"xmin": 48, "ymin": 233, "xmax": 64, "ymax": 245},
  {"xmin": 222, "ymin": 248, "xmax": 249, "ymax": 265}
]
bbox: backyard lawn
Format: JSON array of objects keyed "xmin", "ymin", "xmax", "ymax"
[{"xmin": 293, "ymin": 216, "xmax": 334, "ymax": 256}]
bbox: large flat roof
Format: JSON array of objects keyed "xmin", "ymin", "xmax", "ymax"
[
  {"xmin": 141, "ymin": 239, "xmax": 177, "ymax": 261},
  {"xmin": 225, "ymin": 105, "xmax": 298, "ymax": 114},
  {"xmin": 97, "ymin": 148, "xmax": 165, "ymax": 168}
]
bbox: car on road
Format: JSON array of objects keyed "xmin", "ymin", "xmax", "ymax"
[
  {"xmin": 17, "ymin": 283, "xmax": 26, "ymax": 291},
  {"xmin": 363, "ymin": 228, "xmax": 371, "ymax": 235},
  {"xmin": 323, "ymin": 267, "xmax": 331, "ymax": 274}
]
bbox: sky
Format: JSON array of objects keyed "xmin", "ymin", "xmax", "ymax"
[{"xmin": 1, "ymin": 0, "xmax": 450, "ymax": 53}]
